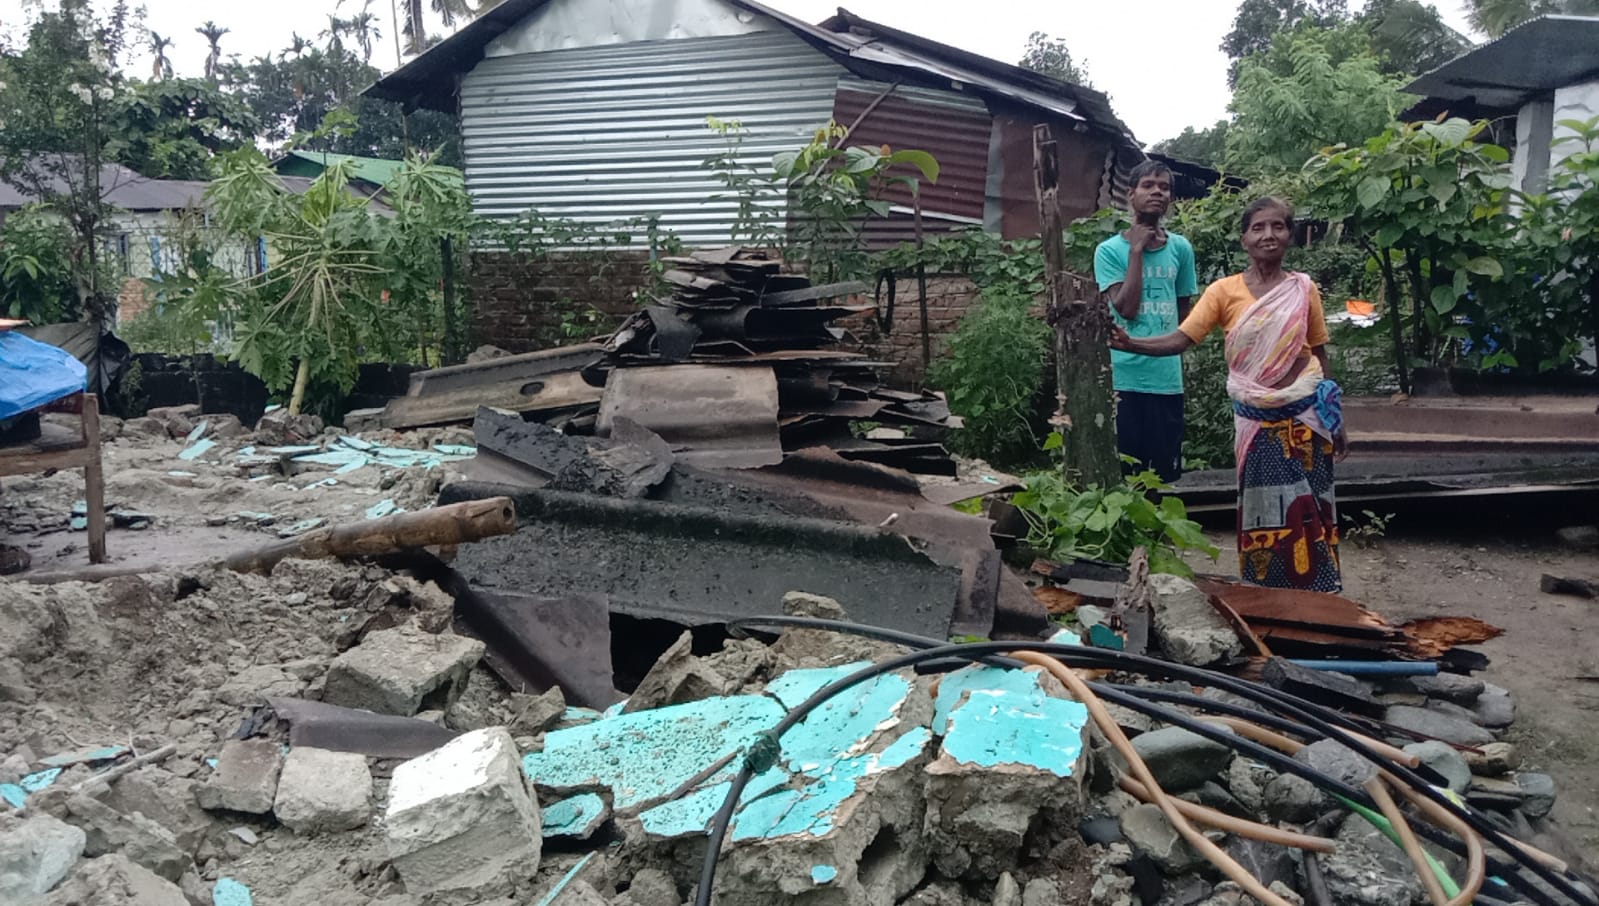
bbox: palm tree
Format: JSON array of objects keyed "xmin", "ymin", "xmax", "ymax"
[
  {"xmin": 284, "ymin": 32, "xmax": 312, "ymax": 61},
  {"xmin": 400, "ymin": 0, "xmax": 475, "ymax": 55},
  {"xmin": 1464, "ymin": 0, "xmax": 1599, "ymax": 36},
  {"xmin": 347, "ymin": 8, "xmax": 382, "ymax": 62},
  {"xmin": 322, "ymin": 15, "xmax": 349, "ymax": 54},
  {"xmin": 196, "ymin": 21, "xmax": 229, "ymax": 81},
  {"xmin": 148, "ymin": 30, "xmax": 173, "ymax": 81}
]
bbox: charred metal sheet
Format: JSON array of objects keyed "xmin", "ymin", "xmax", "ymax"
[
  {"xmin": 383, "ymin": 347, "xmax": 603, "ymax": 430},
  {"xmin": 645, "ymin": 305, "xmax": 702, "ymax": 362},
  {"xmin": 402, "ymin": 344, "xmax": 601, "ymax": 398},
  {"xmin": 472, "ymin": 407, "xmax": 672, "ymax": 498},
  {"xmin": 265, "ymin": 698, "xmax": 460, "ymax": 759},
  {"xmin": 448, "ymin": 587, "xmax": 621, "ymax": 708},
  {"xmin": 758, "ymin": 281, "xmax": 870, "ymax": 306},
  {"xmin": 598, "ymin": 365, "xmax": 782, "ymax": 470},
  {"xmin": 447, "ymin": 487, "xmax": 966, "ymax": 640}
]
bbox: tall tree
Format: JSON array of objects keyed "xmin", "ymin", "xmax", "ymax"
[
  {"xmin": 1018, "ymin": 31, "xmax": 1093, "ymax": 86},
  {"xmin": 1463, "ymin": 0, "xmax": 1599, "ymax": 37},
  {"xmin": 1152, "ymin": 121, "xmax": 1231, "ymax": 168},
  {"xmin": 147, "ymin": 30, "xmax": 173, "ymax": 81},
  {"xmin": 112, "ymin": 79, "xmax": 259, "ymax": 179},
  {"xmin": 401, "ymin": 0, "xmax": 475, "ymax": 56},
  {"xmin": 196, "ymin": 20, "xmax": 228, "ymax": 81},
  {"xmin": 1358, "ymin": 0, "xmax": 1472, "ymax": 75},
  {"xmin": 1225, "ymin": 28, "xmax": 1408, "ymax": 174},
  {"xmin": 1222, "ymin": 0, "xmax": 1349, "ymax": 82},
  {"xmin": 345, "ymin": 3, "xmax": 382, "ymax": 63}
]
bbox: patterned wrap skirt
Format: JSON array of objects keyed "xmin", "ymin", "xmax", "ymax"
[{"xmin": 1233, "ymin": 396, "xmax": 1342, "ymax": 592}]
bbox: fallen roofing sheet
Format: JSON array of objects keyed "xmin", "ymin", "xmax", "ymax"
[
  {"xmin": 597, "ymin": 364, "xmax": 783, "ymax": 470},
  {"xmin": 380, "ymin": 344, "xmax": 604, "ymax": 429},
  {"xmin": 443, "ymin": 485, "xmax": 966, "ymax": 640}
]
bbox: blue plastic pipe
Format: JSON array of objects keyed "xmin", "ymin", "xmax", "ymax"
[{"xmin": 1286, "ymin": 659, "xmax": 1440, "ymax": 676}]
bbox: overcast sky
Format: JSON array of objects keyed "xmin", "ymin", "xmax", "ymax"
[{"xmin": 12, "ymin": 0, "xmax": 1481, "ymax": 147}]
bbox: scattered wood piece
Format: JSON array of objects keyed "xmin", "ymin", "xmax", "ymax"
[
  {"xmin": 69, "ymin": 744, "xmax": 178, "ymax": 794},
  {"xmin": 1540, "ymin": 574, "xmax": 1599, "ymax": 599},
  {"xmin": 1261, "ymin": 656, "xmax": 1384, "ymax": 717},
  {"xmin": 1398, "ymin": 616, "xmax": 1505, "ymax": 658},
  {"xmin": 223, "ymin": 497, "xmax": 517, "ymax": 575},
  {"xmin": 1032, "ymin": 586, "xmax": 1082, "ymax": 615}
]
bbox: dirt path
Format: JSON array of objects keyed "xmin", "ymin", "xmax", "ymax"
[{"xmin": 1199, "ymin": 498, "xmax": 1599, "ymax": 865}]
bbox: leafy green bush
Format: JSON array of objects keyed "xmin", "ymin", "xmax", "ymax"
[
  {"xmin": 0, "ymin": 205, "xmax": 77, "ymax": 323},
  {"xmin": 1012, "ymin": 433, "xmax": 1220, "ymax": 577},
  {"xmin": 928, "ymin": 289, "xmax": 1051, "ymax": 467}
]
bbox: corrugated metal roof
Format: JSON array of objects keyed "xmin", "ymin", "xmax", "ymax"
[
  {"xmin": 833, "ymin": 78, "xmax": 992, "ymax": 223},
  {"xmin": 362, "ymin": 0, "xmax": 1141, "ymax": 154},
  {"xmin": 1, "ymin": 156, "xmax": 393, "ymax": 214},
  {"xmin": 460, "ymin": 30, "xmax": 840, "ymax": 246},
  {"xmin": 1405, "ymin": 15, "xmax": 1599, "ymax": 110}
]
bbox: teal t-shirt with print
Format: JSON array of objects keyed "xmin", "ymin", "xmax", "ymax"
[{"xmin": 1094, "ymin": 232, "xmax": 1197, "ymax": 394}]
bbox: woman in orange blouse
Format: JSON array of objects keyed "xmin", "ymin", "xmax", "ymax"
[{"xmin": 1111, "ymin": 197, "xmax": 1347, "ymax": 592}]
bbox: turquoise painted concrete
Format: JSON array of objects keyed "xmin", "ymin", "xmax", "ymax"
[
  {"xmin": 213, "ymin": 878, "xmax": 254, "ymax": 906},
  {"xmin": 940, "ymin": 688, "xmax": 1088, "ymax": 776},
  {"xmin": 729, "ymin": 727, "xmax": 931, "ymax": 842},
  {"xmin": 812, "ymin": 865, "xmax": 838, "ymax": 884},
  {"xmin": 932, "ymin": 666, "xmax": 1043, "ymax": 734},
  {"xmin": 541, "ymin": 792, "xmax": 609, "ymax": 838}
]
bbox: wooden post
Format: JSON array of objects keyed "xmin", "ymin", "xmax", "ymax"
[
  {"xmin": 82, "ymin": 393, "xmax": 107, "ymax": 564},
  {"xmin": 1034, "ymin": 125, "xmax": 1119, "ymax": 487}
]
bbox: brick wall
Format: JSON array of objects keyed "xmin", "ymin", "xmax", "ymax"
[
  {"xmin": 467, "ymin": 251, "xmax": 653, "ymax": 353},
  {"xmin": 466, "ymin": 251, "xmax": 993, "ymax": 387},
  {"xmin": 116, "ymin": 277, "xmax": 150, "ymax": 325}
]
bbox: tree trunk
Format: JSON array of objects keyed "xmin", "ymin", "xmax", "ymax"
[
  {"xmin": 1365, "ymin": 242, "xmax": 1410, "ymax": 395},
  {"xmin": 1035, "ymin": 125, "xmax": 1118, "ymax": 488},
  {"xmin": 288, "ymin": 358, "xmax": 311, "ymax": 415}
]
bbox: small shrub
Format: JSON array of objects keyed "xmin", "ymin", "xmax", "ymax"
[
  {"xmin": 1012, "ymin": 433, "xmax": 1220, "ymax": 577},
  {"xmin": 928, "ymin": 290, "xmax": 1051, "ymax": 468},
  {"xmin": 1342, "ymin": 510, "xmax": 1395, "ymax": 548}
]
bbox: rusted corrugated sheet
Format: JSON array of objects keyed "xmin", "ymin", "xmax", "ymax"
[
  {"xmin": 993, "ymin": 110, "xmax": 1119, "ymax": 241},
  {"xmin": 832, "ymin": 79, "xmax": 993, "ymax": 222}
]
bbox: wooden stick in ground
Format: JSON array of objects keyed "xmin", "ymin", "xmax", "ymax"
[
  {"xmin": 223, "ymin": 497, "xmax": 518, "ymax": 575},
  {"xmin": 83, "ymin": 393, "xmax": 106, "ymax": 565}
]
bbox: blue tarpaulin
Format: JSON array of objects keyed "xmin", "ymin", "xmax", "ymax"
[{"xmin": 0, "ymin": 331, "xmax": 87, "ymax": 420}]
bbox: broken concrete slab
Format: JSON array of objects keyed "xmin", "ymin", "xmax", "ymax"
[
  {"xmin": 195, "ymin": 739, "xmax": 282, "ymax": 815},
  {"xmin": 43, "ymin": 853, "xmax": 187, "ymax": 906},
  {"xmin": 101, "ymin": 769, "xmax": 212, "ymax": 856},
  {"xmin": 273, "ymin": 747, "xmax": 372, "ymax": 834},
  {"xmin": 1149, "ymin": 574, "xmax": 1242, "ymax": 667},
  {"xmin": 623, "ymin": 631, "xmax": 729, "ymax": 714},
  {"xmin": 64, "ymin": 794, "xmax": 189, "ymax": 881},
  {"xmin": 0, "ymin": 814, "xmax": 86, "ymax": 900},
  {"xmin": 1293, "ymin": 739, "xmax": 1378, "ymax": 790},
  {"xmin": 1126, "ymin": 726, "xmax": 1235, "ymax": 793},
  {"xmin": 542, "ymin": 793, "xmax": 610, "ymax": 841},
  {"xmin": 385, "ymin": 728, "xmax": 542, "ymax": 897},
  {"xmin": 509, "ymin": 687, "xmax": 568, "ymax": 737},
  {"xmin": 448, "ymin": 487, "xmax": 966, "ymax": 640},
  {"xmin": 1464, "ymin": 741, "xmax": 1520, "ymax": 776},
  {"xmin": 923, "ymin": 668, "xmax": 1090, "ymax": 880},
  {"xmin": 323, "ymin": 626, "xmax": 485, "ymax": 717}
]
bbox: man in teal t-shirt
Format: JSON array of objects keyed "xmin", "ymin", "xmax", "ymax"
[{"xmin": 1093, "ymin": 160, "xmax": 1197, "ymax": 482}]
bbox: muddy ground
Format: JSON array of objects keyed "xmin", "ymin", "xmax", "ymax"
[{"xmin": 1197, "ymin": 493, "xmax": 1599, "ymax": 867}]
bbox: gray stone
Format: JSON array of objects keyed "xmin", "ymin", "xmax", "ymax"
[
  {"xmin": 1119, "ymin": 803, "xmax": 1201, "ymax": 875},
  {"xmin": 63, "ymin": 794, "xmax": 189, "ymax": 881},
  {"xmin": 1555, "ymin": 525, "xmax": 1599, "ymax": 551},
  {"xmin": 273, "ymin": 747, "xmax": 372, "ymax": 834},
  {"xmin": 1322, "ymin": 813, "xmax": 1424, "ymax": 906},
  {"xmin": 1516, "ymin": 773, "xmax": 1556, "ymax": 819},
  {"xmin": 619, "ymin": 868, "xmax": 677, "ymax": 906},
  {"xmin": 781, "ymin": 591, "xmax": 848, "ymax": 619},
  {"xmin": 195, "ymin": 739, "xmax": 282, "ymax": 815},
  {"xmin": 44, "ymin": 853, "xmax": 188, "ymax": 906},
  {"xmin": 1464, "ymin": 741, "xmax": 1521, "ymax": 776},
  {"xmin": 1178, "ymin": 782, "xmax": 1248, "ymax": 819},
  {"xmin": 1425, "ymin": 699, "xmax": 1483, "ymax": 726},
  {"xmin": 1103, "ymin": 702, "xmax": 1157, "ymax": 737},
  {"xmin": 1149, "ymin": 573, "xmax": 1243, "ymax": 667},
  {"xmin": 323, "ymin": 626, "xmax": 485, "ymax": 716},
  {"xmin": 1411, "ymin": 673, "xmax": 1485, "ymax": 706},
  {"xmin": 509, "ymin": 687, "xmax": 567, "ymax": 737},
  {"xmin": 102, "ymin": 769, "xmax": 212, "ymax": 855},
  {"xmin": 1466, "ymin": 776, "xmax": 1524, "ymax": 811},
  {"xmin": 215, "ymin": 665, "xmax": 306, "ymax": 708},
  {"xmin": 1224, "ymin": 759, "xmax": 1277, "ymax": 815},
  {"xmin": 0, "ymin": 814, "xmax": 86, "ymax": 900},
  {"xmin": 384, "ymin": 728, "xmax": 541, "ymax": 897},
  {"xmin": 993, "ymin": 872, "xmax": 1022, "ymax": 906},
  {"xmin": 1403, "ymin": 741, "xmax": 1471, "ymax": 793},
  {"xmin": 1263, "ymin": 773, "xmax": 1328, "ymax": 824},
  {"xmin": 1226, "ymin": 836, "xmax": 1297, "ymax": 889},
  {"xmin": 1473, "ymin": 684, "xmax": 1515, "ymax": 729},
  {"xmin": 1023, "ymin": 877, "xmax": 1063, "ymax": 906},
  {"xmin": 1127, "ymin": 726, "xmax": 1235, "ymax": 792},
  {"xmin": 1294, "ymin": 739, "xmax": 1378, "ymax": 789},
  {"xmin": 342, "ymin": 408, "xmax": 386, "ymax": 433},
  {"xmin": 1383, "ymin": 705, "xmax": 1494, "ymax": 746}
]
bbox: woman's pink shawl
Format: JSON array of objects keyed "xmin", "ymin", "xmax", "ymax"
[{"xmin": 1224, "ymin": 272, "xmax": 1329, "ymax": 475}]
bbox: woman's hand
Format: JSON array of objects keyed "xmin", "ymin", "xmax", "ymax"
[
  {"xmin": 1109, "ymin": 324, "xmax": 1134, "ymax": 351},
  {"xmin": 1333, "ymin": 428, "xmax": 1349, "ymax": 462}
]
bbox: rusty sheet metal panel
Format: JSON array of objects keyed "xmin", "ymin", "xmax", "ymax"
[
  {"xmin": 461, "ymin": 31, "xmax": 842, "ymax": 247},
  {"xmin": 832, "ymin": 78, "xmax": 993, "ymax": 222},
  {"xmin": 993, "ymin": 111, "xmax": 1118, "ymax": 241}
]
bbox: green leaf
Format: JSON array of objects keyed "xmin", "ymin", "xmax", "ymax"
[
  {"xmin": 1430, "ymin": 284, "xmax": 1460, "ymax": 313},
  {"xmin": 1356, "ymin": 176, "xmax": 1389, "ymax": 209},
  {"xmin": 1428, "ymin": 182, "xmax": 1457, "ymax": 205},
  {"xmin": 886, "ymin": 149, "xmax": 940, "ymax": 183},
  {"xmin": 1042, "ymin": 431, "xmax": 1064, "ymax": 451},
  {"xmin": 1147, "ymin": 547, "xmax": 1195, "ymax": 579},
  {"xmin": 1463, "ymin": 257, "xmax": 1503, "ymax": 277},
  {"xmin": 1374, "ymin": 224, "xmax": 1404, "ymax": 247},
  {"xmin": 772, "ymin": 151, "xmax": 798, "ymax": 180},
  {"xmin": 1478, "ymin": 143, "xmax": 1510, "ymax": 163}
]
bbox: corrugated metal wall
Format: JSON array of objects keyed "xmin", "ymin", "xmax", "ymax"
[{"xmin": 460, "ymin": 31, "xmax": 842, "ymax": 247}]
